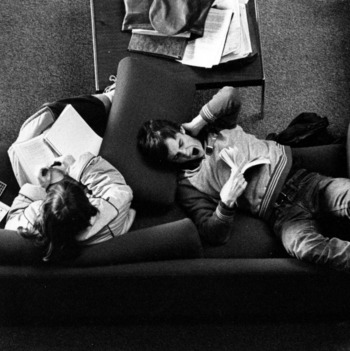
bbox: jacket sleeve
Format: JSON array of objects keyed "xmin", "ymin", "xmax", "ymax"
[
  {"xmin": 68, "ymin": 153, "xmax": 134, "ymax": 233},
  {"xmin": 199, "ymin": 86, "xmax": 241, "ymax": 130},
  {"xmin": 69, "ymin": 153, "xmax": 132, "ymax": 198},
  {"xmin": 5, "ymin": 184, "xmax": 46, "ymax": 231},
  {"xmin": 177, "ymin": 181, "xmax": 236, "ymax": 245}
]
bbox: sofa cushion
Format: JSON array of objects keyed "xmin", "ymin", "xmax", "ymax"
[
  {"xmin": 203, "ymin": 212, "xmax": 288, "ymax": 258},
  {"xmin": 100, "ymin": 57, "xmax": 196, "ymax": 206}
]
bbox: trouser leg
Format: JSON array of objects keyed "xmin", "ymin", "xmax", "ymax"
[
  {"xmin": 273, "ymin": 171, "xmax": 350, "ymax": 271},
  {"xmin": 274, "ymin": 211, "xmax": 350, "ymax": 271},
  {"xmin": 317, "ymin": 176, "xmax": 350, "ymax": 219}
]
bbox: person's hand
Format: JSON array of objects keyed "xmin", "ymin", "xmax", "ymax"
[
  {"xmin": 37, "ymin": 166, "xmax": 52, "ymax": 189},
  {"xmin": 182, "ymin": 115, "xmax": 207, "ymax": 136},
  {"xmin": 37, "ymin": 155, "xmax": 75, "ymax": 188},
  {"xmin": 52, "ymin": 155, "xmax": 75, "ymax": 172},
  {"xmin": 220, "ymin": 169, "xmax": 247, "ymax": 208}
]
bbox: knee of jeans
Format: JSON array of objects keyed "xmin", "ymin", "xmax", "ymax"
[{"xmin": 280, "ymin": 225, "xmax": 321, "ymax": 261}]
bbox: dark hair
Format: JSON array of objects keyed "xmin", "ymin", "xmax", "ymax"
[
  {"xmin": 137, "ymin": 119, "xmax": 182, "ymax": 164},
  {"xmin": 19, "ymin": 175, "xmax": 98, "ymax": 262}
]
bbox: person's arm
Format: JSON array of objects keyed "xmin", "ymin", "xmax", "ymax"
[
  {"xmin": 69, "ymin": 152, "xmax": 134, "ymax": 234},
  {"xmin": 177, "ymin": 181, "xmax": 235, "ymax": 245},
  {"xmin": 6, "ymin": 154, "xmax": 75, "ymax": 230},
  {"xmin": 5, "ymin": 184, "xmax": 46, "ymax": 231},
  {"xmin": 69, "ymin": 153, "xmax": 132, "ymax": 200},
  {"xmin": 183, "ymin": 86, "xmax": 241, "ymax": 136},
  {"xmin": 177, "ymin": 168, "xmax": 247, "ymax": 245}
]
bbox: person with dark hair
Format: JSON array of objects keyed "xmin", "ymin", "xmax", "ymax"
[
  {"xmin": 6, "ymin": 80, "xmax": 136, "ymax": 262},
  {"xmin": 137, "ymin": 86, "xmax": 350, "ymax": 272}
]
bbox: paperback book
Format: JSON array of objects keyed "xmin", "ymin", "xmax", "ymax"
[{"xmin": 220, "ymin": 146, "xmax": 270, "ymax": 174}]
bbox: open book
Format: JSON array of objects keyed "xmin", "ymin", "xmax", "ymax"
[
  {"xmin": 219, "ymin": 146, "xmax": 270, "ymax": 174},
  {"xmin": 10, "ymin": 105, "xmax": 102, "ymax": 185}
]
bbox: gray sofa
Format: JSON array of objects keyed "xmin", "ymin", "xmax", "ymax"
[{"xmin": 0, "ymin": 57, "xmax": 349, "ymax": 325}]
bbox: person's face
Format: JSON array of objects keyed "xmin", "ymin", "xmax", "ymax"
[{"xmin": 164, "ymin": 127, "xmax": 205, "ymax": 164}]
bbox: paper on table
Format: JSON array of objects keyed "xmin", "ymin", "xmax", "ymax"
[
  {"xmin": 220, "ymin": 3, "xmax": 252, "ymax": 63},
  {"xmin": 214, "ymin": 0, "xmax": 242, "ymax": 56},
  {"xmin": 179, "ymin": 8, "xmax": 232, "ymax": 68}
]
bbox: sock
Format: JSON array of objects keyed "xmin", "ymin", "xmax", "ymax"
[{"xmin": 104, "ymin": 90, "xmax": 115, "ymax": 103}]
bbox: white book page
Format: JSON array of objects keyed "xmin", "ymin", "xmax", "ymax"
[
  {"xmin": 220, "ymin": 147, "xmax": 270, "ymax": 174},
  {"xmin": 44, "ymin": 104, "xmax": 102, "ymax": 160},
  {"xmin": 11, "ymin": 134, "xmax": 56, "ymax": 185},
  {"xmin": 179, "ymin": 8, "xmax": 232, "ymax": 68}
]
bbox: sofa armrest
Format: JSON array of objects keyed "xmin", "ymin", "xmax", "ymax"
[
  {"xmin": 65, "ymin": 218, "xmax": 203, "ymax": 267},
  {"xmin": 0, "ymin": 219, "xmax": 203, "ymax": 266},
  {"xmin": 0, "ymin": 229, "xmax": 44, "ymax": 265}
]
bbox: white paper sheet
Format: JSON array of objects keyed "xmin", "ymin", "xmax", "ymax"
[{"xmin": 179, "ymin": 8, "xmax": 232, "ymax": 68}]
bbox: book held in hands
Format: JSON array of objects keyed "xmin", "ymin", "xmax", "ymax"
[
  {"xmin": 10, "ymin": 105, "xmax": 102, "ymax": 185},
  {"xmin": 220, "ymin": 146, "xmax": 270, "ymax": 174}
]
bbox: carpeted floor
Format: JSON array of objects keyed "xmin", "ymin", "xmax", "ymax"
[
  {"xmin": 1, "ymin": 0, "xmax": 350, "ymax": 145},
  {"xmin": 1, "ymin": 0, "xmax": 350, "ymax": 349}
]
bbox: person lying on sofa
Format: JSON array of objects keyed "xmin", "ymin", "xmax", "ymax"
[
  {"xmin": 5, "ymin": 84, "xmax": 136, "ymax": 263},
  {"xmin": 137, "ymin": 86, "xmax": 350, "ymax": 272}
]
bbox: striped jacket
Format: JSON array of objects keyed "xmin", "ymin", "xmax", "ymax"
[{"xmin": 177, "ymin": 87, "xmax": 292, "ymax": 245}]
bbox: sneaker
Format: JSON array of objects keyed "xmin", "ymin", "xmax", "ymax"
[{"xmin": 104, "ymin": 75, "xmax": 117, "ymax": 93}]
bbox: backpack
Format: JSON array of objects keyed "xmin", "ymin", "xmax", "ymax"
[{"xmin": 266, "ymin": 112, "xmax": 337, "ymax": 147}]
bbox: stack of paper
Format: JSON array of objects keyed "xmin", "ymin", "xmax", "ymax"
[
  {"xmin": 179, "ymin": 0, "xmax": 252, "ymax": 68},
  {"xmin": 126, "ymin": 0, "xmax": 253, "ymax": 68}
]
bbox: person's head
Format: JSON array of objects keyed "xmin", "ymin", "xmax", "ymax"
[
  {"xmin": 19, "ymin": 175, "xmax": 98, "ymax": 262},
  {"xmin": 137, "ymin": 119, "xmax": 205, "ymax": 165}
]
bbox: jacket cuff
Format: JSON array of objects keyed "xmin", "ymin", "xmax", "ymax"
[
  {"xmin": 215, "ymin": 201, "xmax": 236, "ymax": 222},
  {"xmin": 19, "ymin": 184, "xmax": 47, "ymax": 201},
  {"xmin": 199, "ymin": 104, "xmax": 218, "ymax": 123},
  {"xmin": 68, "ymin": 152, "xmax": 95, "ymax": 182}
]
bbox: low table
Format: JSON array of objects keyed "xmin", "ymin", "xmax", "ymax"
[{"xmin": 90, "ymin": 0, "xmax": 265, "ymax": 117}]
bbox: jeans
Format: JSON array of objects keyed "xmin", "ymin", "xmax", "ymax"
[{"xmin": 272, "ymin": 169, "xmax": 350, "ymax": 271}]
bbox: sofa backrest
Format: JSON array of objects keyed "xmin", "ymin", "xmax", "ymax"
[{"xmin": 100, "ymin": 57, "xmax": 196, "ymax": 207}]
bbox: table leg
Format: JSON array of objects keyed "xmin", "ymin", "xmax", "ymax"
[{"xmin": 260, "ymin": 78, "xmax": 265, "ymax": 119}]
